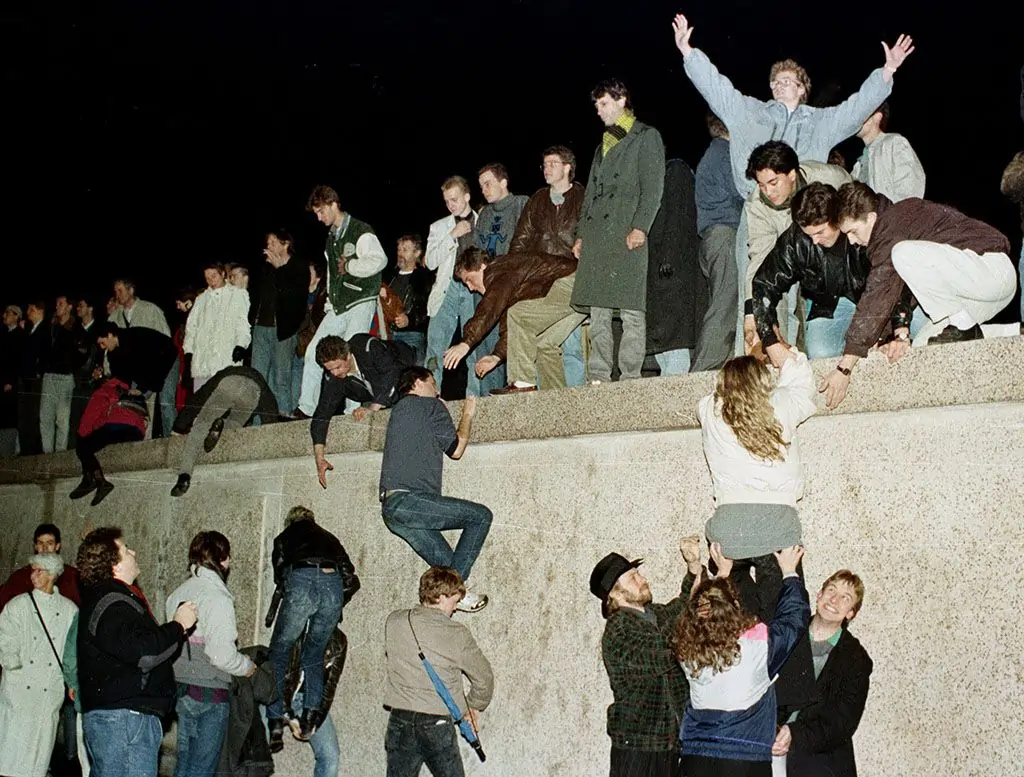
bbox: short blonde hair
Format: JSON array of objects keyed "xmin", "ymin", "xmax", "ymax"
[{"xmin": 770, "ymin": 59, "xmax": 811, "ymax": 103}]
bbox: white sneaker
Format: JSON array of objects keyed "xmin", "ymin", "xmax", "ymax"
[{"xmin": 456, "ymin": 590, "xmax": 489, "ymax": 613}]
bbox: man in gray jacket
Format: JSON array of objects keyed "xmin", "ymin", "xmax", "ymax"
[
  {"xmin": 383, "ymin": 566, "xmax": 494, "ymax": 777},
  {"xmin": 672, "ymin": 13, "xmax": 914, "ymax": 355},
  {"xmin": 571, "ymin": 78, "xmax": 665, "ymax": 383}
]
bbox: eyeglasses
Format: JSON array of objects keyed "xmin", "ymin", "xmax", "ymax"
[
  {"xmin": 541, "ymin": 161, "xmax": 567, "ymax": 170},
  {"xmin": 770, "ymin": 77, "xmax": 800, "ymax": 89}
]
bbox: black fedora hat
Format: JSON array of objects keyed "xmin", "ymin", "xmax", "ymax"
[{"xmin": 590, "ymin": 552, "xmax": 643, "ymax": 618}]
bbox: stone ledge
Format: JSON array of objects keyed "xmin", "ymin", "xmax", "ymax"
[{"xmin": 3, "ymin": 335, "xmax": 1022, "ymax": 484}]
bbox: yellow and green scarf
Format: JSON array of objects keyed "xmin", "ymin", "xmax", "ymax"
[{"xmin": 602, "ymin": 111, "xmax": 636, "ymax": 157}]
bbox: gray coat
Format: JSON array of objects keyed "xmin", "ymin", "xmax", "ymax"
[{"xmin": 572, "ymin": 120, "xmax": 666, "ymax": 312}]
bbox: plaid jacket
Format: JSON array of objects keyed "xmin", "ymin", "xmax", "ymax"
[{"xmin": 601, "ymin": 573, "xmax": 694, "ymax": 751}]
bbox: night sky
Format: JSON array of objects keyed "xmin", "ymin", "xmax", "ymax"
[{"xmin": 5, "ymin": 1, "xmax": 1022, "ymax": 316}]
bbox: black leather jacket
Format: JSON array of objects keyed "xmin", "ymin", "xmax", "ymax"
[
  {"xmin": 271, "ymin": 519, "xmax": 360, "ymax": 603},
  {"xmin": 748, "ymin": 222, "xmax": 912, "ymax": 348}
]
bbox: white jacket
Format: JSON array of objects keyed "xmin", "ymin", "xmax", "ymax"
[
  {"xmin": 183, "ymin": 284, "xmax": 252, "ymax": 379},
  {"xmin": 697, "ymin": 351, "xmax": 816, "ymax": 506},
  {"xmin": 852, "ymin": 131, "xmax": 926, "ymax": 203},
  {"xmin": 166, "ymin": 566, "xmax": 254, "ymax": 688},
  {"xmin": 425, "ymin": 211, "xmax": 476, "ymax": 317}
]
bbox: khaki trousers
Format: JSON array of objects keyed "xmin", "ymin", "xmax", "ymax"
[{"xmin": 506, "ymin": 274, "xmax": 586, "ymax": 388}]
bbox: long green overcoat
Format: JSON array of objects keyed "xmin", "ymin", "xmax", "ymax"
[{"xmin": 571, "ymin": 120, "xmax": 666, "ymax": 312}]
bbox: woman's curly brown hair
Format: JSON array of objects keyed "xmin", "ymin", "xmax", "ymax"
[
  {"xmin": 76, "ymin": 527, "xmax": 123, "ymax": 586},
  {"xmin": 673, "ymin": 577, "xmax": 758, "ymax": 675},
  {"xmin": 715, "ymin": 356, "xmax": 788, "ymax": 462}
]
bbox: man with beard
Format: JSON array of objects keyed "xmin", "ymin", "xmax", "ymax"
[{"xmin": 589, "ymin": 536, "xmax": 703, "ymax": 777}]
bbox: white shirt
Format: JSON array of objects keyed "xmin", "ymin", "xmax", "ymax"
[{"xmin": 697, "ymin": 351, "xmax": 816, "ymax": 506}]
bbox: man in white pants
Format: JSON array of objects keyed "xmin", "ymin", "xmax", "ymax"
[
  {"xmin": 818, "ymin": 181, "xmax": 1015, "ymax": 409},
  {"xmin": 296, "ymin": 185, "xmax": 388, "ymax": 417}
]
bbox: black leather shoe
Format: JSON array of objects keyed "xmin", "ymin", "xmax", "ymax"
[
  {"xmin": 70, "ymin": 472, "xmax": 98, "ymax": 500},
  {"xmin": 928, "ymin": 323, "xmax": 983, "ymax": 345},
  {"xmin": 203, "ymin": 417, "xmax": 225, "ymax": 452},
  {"xmin": 170, "ymin": 474, "xmax": 191, "ymax": 497},
  {"xmin": 268, "ymin": 718, "xmax": 285, "ymax": 753}
]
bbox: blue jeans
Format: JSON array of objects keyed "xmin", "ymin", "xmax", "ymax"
[
  {"xmin": 425, "ymin": 283, "xmax": 505, "ymax": 397},
  {"xmin": 392, "ymin": 330, "xmax": 427, "ymax": 367},
  {"xmin": 561, "ymin": 324, "xmax": 585, "ymax": 387},
  {"xmin": 381, "ymin": 491, "xmax": 493, "ymax": 581},
  {"xmin": 655, "ymin": 348, "xmax": 692, "ymax": 376},
  {"xmin": 83, "ymin": 708, "xmax": 163, "ymax": 777},
  {"xmin": 293, "ymin": 690, "xmax": 340, "ymax": 777},
  {"xmin": 158, "ymin": 360, "xmax": 180, "ymax": 437},
  {"xmin": 267, "ymin": 567, "xmax": 344, "ymax": 720},
  {"xmin": 385, "ymin": 710, "xmax": 464, "ymax": 777},
  {"xmin": 252, "ymin": 325, "xmax": 298, "ymax": 414},
  {"xmin": 804, "ymin": 297, "xmax": 858, "ymax": 359},
  {"xmin": 174, "ymin": 694, "xmax": 229, "ymax": 777}
]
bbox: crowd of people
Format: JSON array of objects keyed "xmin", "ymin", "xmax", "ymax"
[{"xmin": 0, "ymin": 12, "xmax": 1022, "ymax": 777}]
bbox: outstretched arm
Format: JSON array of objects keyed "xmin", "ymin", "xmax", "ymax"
[{"xmin": 674, "ymin": 14, "xmax": 757, "ymax": 131}]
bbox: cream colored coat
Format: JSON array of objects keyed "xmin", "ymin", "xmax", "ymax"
[{"xmin": 0, "ymin": 588, "xmax": 77, "ymax": 777}]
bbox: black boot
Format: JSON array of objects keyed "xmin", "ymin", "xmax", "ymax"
[
  {"xmin": 268, "ymin": 718, "xmax": 285, "ymax": 753},
  {"xmin": 928, "ymin": 323, "xmax": 983, "ymax": 345},
  {"xmin": 69, "ymin": 471, "xmax": 99, "ymax": 500},
  {"xmin": 170, "ymin": 474, "xmax": 191, "ymax": 497},
  {"xmin": 91, "ymin": 471, "xmax": 115, "ymax": 506}
]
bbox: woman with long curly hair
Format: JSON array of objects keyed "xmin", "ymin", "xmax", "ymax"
[
  {"xmin": 696, "ymin": 346, "xmax": 816, "ymax": 713},
  {"xmin": 674, "ymin": 546, "xmax": 808, "ymax": 777}
]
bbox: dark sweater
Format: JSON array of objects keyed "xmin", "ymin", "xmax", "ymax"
[{"xmin": 77, "ymin": 579, "xmax": 186, "ymax": 717}]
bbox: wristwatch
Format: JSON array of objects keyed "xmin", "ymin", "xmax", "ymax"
[
  {"xmin": 893, "ymin": 330, "xmax": 910, "ymax": 341},
  {"xmin": 835, "ymin": 364, "xmax": 852, "ymax": 376}
]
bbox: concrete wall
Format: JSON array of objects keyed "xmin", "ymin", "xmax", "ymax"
[{"xmin": 2, "ymin": 337, "xmax": 1023, "ymax": 777}]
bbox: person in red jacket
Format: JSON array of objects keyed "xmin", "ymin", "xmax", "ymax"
[
  {"xmin": 68, "ymin": 377, "xmax": 148, "ymax": 505},
  {"xmin": 0, "ymin": 522, "xmax": 81, "ymax": 611}
]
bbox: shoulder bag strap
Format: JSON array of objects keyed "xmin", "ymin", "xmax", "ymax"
[{"xmin": 29, "ymin": 590, "xmax": 65, "ymax": 672}]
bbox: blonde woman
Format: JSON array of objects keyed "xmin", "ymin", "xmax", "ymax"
[{"xmin": 696, "ymin": 346, "xmax": 816, "ymax": 713}]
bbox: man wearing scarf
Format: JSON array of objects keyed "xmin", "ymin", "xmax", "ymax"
[{"xmin": 571, "ymin": 79, "xmax": 665, "ymax": 384}]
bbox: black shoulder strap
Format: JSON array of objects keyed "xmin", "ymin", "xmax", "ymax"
[
  {"xmin": 87, "ymin": 591, "xmax": 144, "ymax": 638},
  {"xmin": 29, "ymin": 590, "xmax": 64, "ymax": 671}
]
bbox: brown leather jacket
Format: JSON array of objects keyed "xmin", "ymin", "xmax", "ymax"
[
  {"xmin": 844, "ymin": 196, "xmax": 1011, "ymax": 357},
  {"xmin": 508, "ymin": 182, "xmax": 585, "ymax": 258},
  {"xmin": 460, "ymin": 252, "xmax": 577, "ymax": 360}
]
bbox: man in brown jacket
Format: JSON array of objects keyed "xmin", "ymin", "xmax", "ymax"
[
  {"xmin": 818, "ymin": 181, "xmax": 1015, "ymax": 408},
  {"xmin": 507, "ymin": 145, "xmax": 587, "ymax": 386},
  {"xmin": 442, "ymin": 248, "xmax": 584, "ymax": 392}
]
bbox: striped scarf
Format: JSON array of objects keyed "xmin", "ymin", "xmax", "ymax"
[{"xmin": 602, "ymin": 111, "xmax": 636, "ymax": 157}]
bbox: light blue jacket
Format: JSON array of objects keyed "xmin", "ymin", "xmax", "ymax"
[{"xmin": 683, "ymin": 48, "xmax": 892, "ymax": 196}]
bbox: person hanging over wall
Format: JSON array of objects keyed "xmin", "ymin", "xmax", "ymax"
[
  {"xmin": 589, "ymin": 535, "xmax": 704, "ymax": 777},
  {"xmin": 673, "ymin": 545, "xmax": 809, "ymax": 777},
  {"xmin": 442, "ymin": 247, "xmax": 583, "ymax": 394},
  {"xmin": 819, "ymin": 181, "xmax": 1017, "ymax": 409},
  {"xmin": 697, "ymin": 347, "xmax": 819, "ymax": 719},
  {"xmin": 310, "ymin": 334, "xmax": 416, "ymax": 488},
  {"xmin": 169, "ymin": 364, "xmax": 280, "ymax": 497},
  {"xmin": 379, "ymin": 367, "xmax": 491, "ymax": 613},
  {"xmin": 69, "ymin": 376, "xmax": 149, "ymax": 506},
  {"xmin": 748, "ymin": 183, "xmax": 875, "ymax": 361},
  {"xmin": 266, "ymin": 506, "xmax": 358, "ymax": 746}
]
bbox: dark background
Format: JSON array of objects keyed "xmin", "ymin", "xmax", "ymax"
[{"xmin": 4, "ymin": 1, "xmax": 1022, "ymax": 318}]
